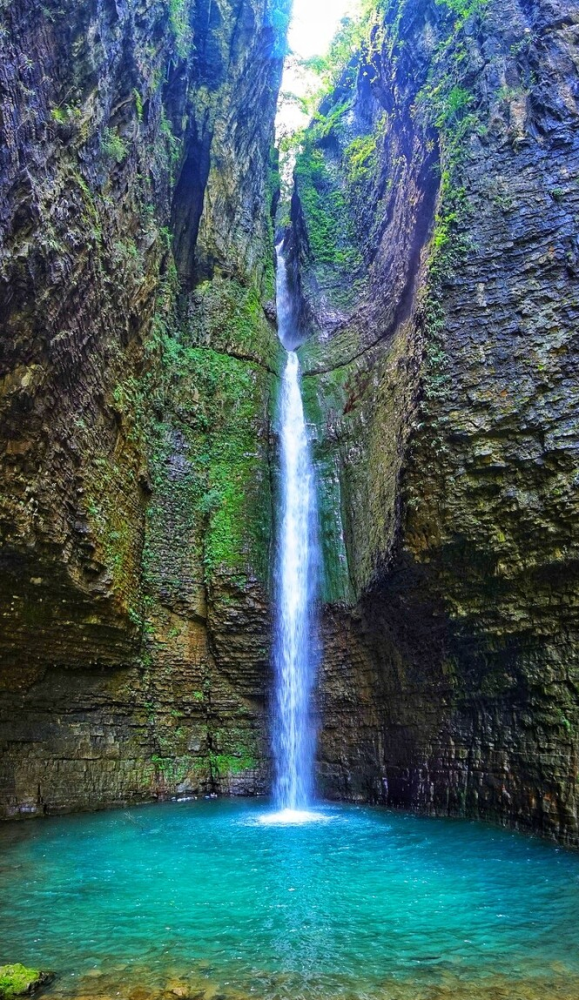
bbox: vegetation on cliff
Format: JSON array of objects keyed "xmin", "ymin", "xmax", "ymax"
[
  {"xmin": 288, "ymin": 0, "xmax": 579, "ymax": 840},
  {"xmin": 0, "ymin": 0, "xmax": 288, "ymax": 814},
  {"xmin": 0, "ymin": 0, "xmax": 577, "ymax": 848}
]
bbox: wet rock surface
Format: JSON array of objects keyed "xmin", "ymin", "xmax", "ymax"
[
  {"xmin": 292, "ymin": 0, "xmax": 579, "ymax": 843},
  {"xmin": 0, "ymin": 0, "xmax": 287, "ymax": 816},
  {"xmin": 0, "ymin": 0, "xmax": 578, "ymax": 846}
]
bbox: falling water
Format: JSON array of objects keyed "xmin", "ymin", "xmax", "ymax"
[{"xmin": 271, "ymin": 247, "xmax": 319, "ymax": 816}]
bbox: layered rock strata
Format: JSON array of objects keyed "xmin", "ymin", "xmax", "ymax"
[
  {"xmin": 291, "ymin": 0, "xmax": 579, "ymax": 844},
  {"xmin": 0, "ymin": 0, "xmax": 287, "ymax": 816}
]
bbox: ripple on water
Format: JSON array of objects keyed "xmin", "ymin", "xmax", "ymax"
[{"xmin": 1, "ymin": 799, "xmax": 579, "ymax": 1000}]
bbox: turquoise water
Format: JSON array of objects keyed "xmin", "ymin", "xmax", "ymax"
[{"xmin": 1, "ymin": 799, "xmax": 579, "ymax": 1000}]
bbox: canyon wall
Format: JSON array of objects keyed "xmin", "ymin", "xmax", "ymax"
[
  {"xmin": 0, "ymin": 0, "xmax": 288, "ymax": 816},
  {"xmin": 291, "ymin": 0, "xmax": 579, "ymax": 844}
]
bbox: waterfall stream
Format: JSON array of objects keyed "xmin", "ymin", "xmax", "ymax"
[{"xmin": 270, "ymin": 247, "xmax": 319, "ymax": 820}]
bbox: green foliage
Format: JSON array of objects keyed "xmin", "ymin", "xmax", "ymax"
[
  {"xmin": 268, "ymin": 0, "xmax": 291, "ymax": 56},
  {"xmin": 344, "ymin": 133, "xmax": 377, "ymax": 179},
  {"xmin": 50, "ymin": 103, "xmax": 92, "ymax": 145},
  {"xmin": 159, "ymin": 226, "xmax": 173, "ymax": 251},
  {"xmin": 50, "ymin": 103, "xmax": 81, "ymax": 124},
  {"xmin": 435, "ymin": 0, "xmax": 487, "ymax": 18},
  {"xmin": 102, "ymin": 127, "xmax": 128, "ymax": 164},
  {"xmin": 343, "ymin": 114, "xmax": 387, "ymax": 188},
  {"xmin": 434, "ymin": 85, "xmax": 472, "ymax": 127},
  {"xmin": 421, "ymin": 295, "xmax": 451, "ymax": 400},
  {"xmin": 133, "ymin": 88, "xmax": 144, "ymax": 123},
  {"xmin": 159, "ymin": 110, "xmax": 182, "ymax": 176},
  {"xmin": 295, "ymin": 141, "xmax": 362, "ymax": 273},
  {"xmin": 276, "ymin": 1, "xmax": 387, "ymax": 220},
  {"xmin": 300, "ymin": 1, "xmax": 386, "ymax": 101},
  {"xmin": 313, "ymin": 100, "xmax": 351, "ymax": 140},
  {"xmin": 167, "ymin": 0, "xmax": 192, "ymax": 59}
]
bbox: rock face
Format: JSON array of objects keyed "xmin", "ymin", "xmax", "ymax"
[
  {"xmin": 0, "ymin": 0, "xmax": 288, "ymax": 816},
  {"xmin": 291, "ymin": 0, "xmax": 579, "ymax": 843}
]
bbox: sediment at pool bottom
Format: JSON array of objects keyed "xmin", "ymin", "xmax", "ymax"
[{"xmin": 34, "ymin": 962, "xmax": 579, "ymax": 1000}]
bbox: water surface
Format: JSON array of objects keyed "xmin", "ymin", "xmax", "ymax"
[{"xmin": 1, "ymin": 799, "xmax": 579, "ymax": 1000}]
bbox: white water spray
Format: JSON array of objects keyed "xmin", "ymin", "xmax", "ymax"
[{"xmin": 270, "ymin": 247, "xmax": 320, "ymax": 820}]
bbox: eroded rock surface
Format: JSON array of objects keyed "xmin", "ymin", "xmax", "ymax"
[
  {"xmin": 291, "ymin": 0, "xmax": 579, "ymax": 843},
  {"xmin": 1, "ymin": 0, "xmax": 578, "ymax": 845},
  {"xmin": 0, "ymin": 0, "xmax": 288, "ymax": 816}
]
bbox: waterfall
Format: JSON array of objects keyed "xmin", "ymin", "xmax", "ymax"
[{"xmin": 271, "ymin": 246, "xmax": 319, "ymax": 817}]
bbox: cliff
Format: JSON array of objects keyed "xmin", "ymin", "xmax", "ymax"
[
  {"xmin": 291, "ymin": 0, "xmax": 579, "ymax": 844},
  {"xmin": 0, "ymin": 0, "xmax": 288, "ymax": 816}
]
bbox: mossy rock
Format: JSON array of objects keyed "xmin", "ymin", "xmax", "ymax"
[{"xmin": 0, "ymin": 965, "xmax": 52, "ymax": 999}]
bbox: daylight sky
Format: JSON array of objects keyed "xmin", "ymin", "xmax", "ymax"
[
  {"xmin": 287, "ymin": 0, "xmax": 356, "ymax": 59},
  {"xmin": 277, "ymin": 0, "xmax": 358, "ymax": 137}
]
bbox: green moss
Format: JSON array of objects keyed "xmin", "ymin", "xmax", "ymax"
[
  {"xmin": 344, "ymin": 133, "xmax": 379, "ymax": 184},
  {"xmin": 151, "ymin": 755, "xmax": 198, "ymax": 784},
  {"xmin": 295, "ymin": 139, "xmax": 366, "ymax": 308},
  {"xmin": 186, "ymin": 277, "xmax": 275, "ymax": 363},
  {"xmin": 0, "ymin": 966, "xmax": 46, "ymax": 1000},
  {"xmin": 295, "ymin": 144, "xmax": 353, "ymax": 267},
  {"xmin": 291, "ymin": 41, "xmax": 391, "ymax": 311},
  {"xmin": 101, "ymin": 127, "xmax": 128, "ymax": 164},
  {"xmin": 167, "ymin": 0, "xmax": 193, "ymax": 59},
  {"xmin": 145, "ymin": 343, "xmax": 271, "ymax": 581},
  {"xmin": 209, "ymin": 752, "xmax": 257, "ymax": 777},
  {"xmin": 139, "ymin": 270, "xmax": 277, "ymax": 605}
]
